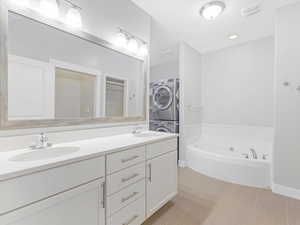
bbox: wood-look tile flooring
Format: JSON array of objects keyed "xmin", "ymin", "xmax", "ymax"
[{"xmin": 143, "ymin": 168, "xmax": 300, "ymax": 225}]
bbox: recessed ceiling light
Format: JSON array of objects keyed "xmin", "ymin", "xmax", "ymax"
[
  {"xmin": 200, "ymin": 1, "xmax": 226, "ymax": 21},
  {"xmin": 228, "ymin": 34, "xmax": 239, "ymax": 40}
]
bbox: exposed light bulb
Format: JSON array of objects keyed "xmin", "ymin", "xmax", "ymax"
[
  {"xmin": 139, "ymin": 43, "xmax": 148, "ymax": 57},
  {"xmin": 65, "ymin": 7, "xmax": 82, "ymax": 28},
  {"xmin": 128, "ymin": 38, "xmax": 139, "ymax": 53},
  {"xmin": 114, "ymin": 32, "xmax": 128, "ymax": 49},
  {"xmin": 200, "ymin": 1, "xmax": 225, "ymax": 21},
  {"xmin": 39, "ymin": 0, "xmax": 59, "ymax": 19},
  {"xmin": 11, "ymin": 0, "xmax": 29, "ymax": 7}
]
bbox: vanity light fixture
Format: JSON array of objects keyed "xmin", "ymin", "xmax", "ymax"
[
  {"xmin": 65, "ymin": 7, "xmax": 82, "ymax": 28},
  {"xmin": 39, "ymin": 0, "xmax": 59, "ymax": 19},
  {"xmin": 228, "ymin": 34, "xmax": 239, "ymax": 40},
  {"xmin": 200, "ymin": 1, "xmax": 226, "ymax": 21},
  {"xmin": 128, "ymin": 38, "xmax": 139, "ymax": 53},
  {"xmin": 139, "ymin": 43, "xmax": 149, "ymax": 57},
  {"xmin": 115, "ymin": 32, "xmax": 128, "ymax": 49},
  {"xmin": 114, "ymin": 29, "xmax": 148, "ymax": 57}
]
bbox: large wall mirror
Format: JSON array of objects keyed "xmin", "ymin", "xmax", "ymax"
[{"xmin": 0, "ymin": 6, "xmax": 148, "ymax": 129}]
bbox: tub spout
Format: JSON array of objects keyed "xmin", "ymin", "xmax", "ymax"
[{"xmin": 249, "ymin": 149, "xmax": 258, "ymax": 159}]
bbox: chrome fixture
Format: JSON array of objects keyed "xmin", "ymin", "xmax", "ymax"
[
  {"xmin": 242, "ymin": 153, "xmax": 249, "ymax": 159},
  {"xmin": 249, "ymin": 148, "xmax": 258, "ymax": 159},
  {"xmin": 199, "ymin": 1, "xmax": 226, "ymax": 21},
  {"xmin": 30, "ymin": 132, "xmax": 53, "ymax": 150},
  {"xmin": 132, "ymin": 126, "xmax": 143, "ymax": 135},
  {"xmin": 262, "ymin": 154, "xmax": 269, "ymax": 160},
  {"xmin": 115, "ymin": 28, "xmax": 148, "ymax": 57}
]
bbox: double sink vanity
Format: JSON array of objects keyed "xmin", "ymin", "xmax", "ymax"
[
  {"xmin": 0, "ymin": 3, "xmax": 178, "ymax": 225},
  {"xmin": 0, "ymin": 132, "xmax": 178, "ymax": 225}
]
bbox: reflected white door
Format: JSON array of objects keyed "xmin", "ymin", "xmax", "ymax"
[{"xmin": 8, "ymin": 55, "xmax": 54, "ymax": 120}]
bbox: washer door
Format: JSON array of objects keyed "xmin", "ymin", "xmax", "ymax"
[
  {"xmin": 156, "ymin": 127, "xmax": 171, "ymax": 133},
  {"xmin": 153, "ymin": 86, "xmax": 173, "ymax": 111}
]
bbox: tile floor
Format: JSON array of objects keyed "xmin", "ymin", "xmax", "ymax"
[{"xmin": 143, "ymin": 168, "xmax": 300, "ymax": 225}]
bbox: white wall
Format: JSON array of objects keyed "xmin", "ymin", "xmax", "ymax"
[
  {"xmin": 150, "ymin": 60, "xmax": 179, "ymax": 82},
  {"xmin": 179, "ymin": 43, "xmax": 202, "ymax": 162},
  {"xmin": 273, "ymin": 3, "xmax": 300, "ymax": 193},
  {"xmin": 201, "ymin": 37, "xmax": 275, "ymax": 127},
  {"xmin": 0, "ymin": 0, "xmax": 150, "ymax": 145}
]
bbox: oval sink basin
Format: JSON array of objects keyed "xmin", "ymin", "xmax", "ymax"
[
  {"xmin": 133, "ymin": 132, "xmax": 164, "ymax": 138},
  {"xmin": 10, "ymin": 147, "xmax": 80, "ymax": 162}
]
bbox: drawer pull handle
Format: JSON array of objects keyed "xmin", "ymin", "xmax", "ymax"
[
  {"xmin": 121, "ymin": 191, "xmax": 139, "ymax": 203},
  {"xmin": 122, "ymin": 214, "xmax": 139, "ymax": 225},
  {"xmin": 148, "ymin": 163, "xmax": 152, "ymax": 183},
  {"xmin": 121, "ymin": 173, "xmax": 139, "ymax": 183},
  {"xmin": 101, "ymin": 182, "xmax": 106, "ymax": 209},
  {"xmin": 121, "ymin": 155, "xmax": 139, "ymax": 163}
]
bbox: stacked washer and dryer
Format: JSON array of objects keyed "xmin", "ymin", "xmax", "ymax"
[{"xmin": 149, "ymin": 78, "xmax": 179, "ymax": 134}]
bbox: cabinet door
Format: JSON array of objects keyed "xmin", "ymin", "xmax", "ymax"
[
  {"xmin": 146, "ymin": 151, "xmax": 178, "ymax": 218},
  {"xmin": 0, "ymin": 179, "xmax": 105, "ymax": 225}
]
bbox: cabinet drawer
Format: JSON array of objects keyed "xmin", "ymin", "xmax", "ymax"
[
  {"xmin": 107, "ymin": 146, "xmax": 145, "ymax": 174},
  {"xmin": 107, "ymin": 197, "xmax": 145, "ymax": 225},
  {"xmin": 107, "ymin": 179, "xmax": 145, "ymax": 216},
  {"xmin": 107, "ymin": 163, "xmax": 145, "ymax": 195},
  {"xmin": 0, "ymin": 157, "xmax": 105, "ymax": 215},
  {"xmin": 146, "ymin": 138, "xmax": 177, "ymax": 159}
]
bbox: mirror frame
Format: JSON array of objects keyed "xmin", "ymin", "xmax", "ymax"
[{"xmin": 0, "ymin": 0, "xmax": 148, "ymax": 130}]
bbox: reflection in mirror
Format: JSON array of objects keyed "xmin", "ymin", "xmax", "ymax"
[
  {"xmin": 105, "ymin": 77, "xmax": 127, "ymax": 117},
  {"xmin": 7, "ymin": 11, "xmax": 145, "ymax": 122},
  {"xmin": 55, "ymin": 68, "xmax": 97, "ymax": 119}
]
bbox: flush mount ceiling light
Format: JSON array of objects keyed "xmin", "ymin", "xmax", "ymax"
[
  {"xmin": 200, "ymin": 1, "xmax": 226, "ymax": 21},
  {"xmin": 228, "ymin": 34, "xmax": 239, "ymax": 40},
  {"xmin": 39, "ymin": 0, "xmax": 59, "ymax": 19},
  {"xmin": 65, "ymin": 7, "xmax": 82, "ymax": 28}
]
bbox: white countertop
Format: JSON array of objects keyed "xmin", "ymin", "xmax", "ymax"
[{"xmin": 0, "ymin": 132, "xmax": 177, "ymax": 181}]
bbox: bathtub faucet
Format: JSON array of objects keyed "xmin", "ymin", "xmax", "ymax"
[{"xmin": 249, "ymin": 149, "xmax": 258, "ymax": 159}]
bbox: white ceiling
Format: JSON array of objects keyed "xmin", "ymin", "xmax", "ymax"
[{"xmin": 132, "ymin": 0, "xmax": 300, "ymax": 60}]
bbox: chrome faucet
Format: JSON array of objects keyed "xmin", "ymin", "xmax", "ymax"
[
  {"xmin": 30, "ymin": 133, "xmax": 53, "ymax": 150},
  {"xmin": 249, "ymin": 148, "xmax": 258, "ymax": 159},
  {"xmin": 132, "ymin": 126, "xmax": 143, "ymax": 135}
]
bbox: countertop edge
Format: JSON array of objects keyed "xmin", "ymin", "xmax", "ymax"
[{"xmin": 0, "ymin": 133, "xmax": 178, "ymax": 182}]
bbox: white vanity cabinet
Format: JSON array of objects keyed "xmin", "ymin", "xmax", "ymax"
[
  {"xmin": 0, "ymin": 136, "xmax": 178, "ymax": 225},
  {"xmin": 146, "ymin": 139, "xmax": 178, "ymax": 218},
  {"xmin": 0, "ymin": 156, "xmax": 106, "ymax": 225}
]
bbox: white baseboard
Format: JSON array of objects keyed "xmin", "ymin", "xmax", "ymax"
[
  {"xmin": 178, "ymin": 160, "xmax": 187, "ymax": 168},
  {"xmin": 272, "ymin": 183, "xmax": 300, "ymax": 200}
]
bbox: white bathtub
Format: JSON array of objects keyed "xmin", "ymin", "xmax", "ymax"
[{"xmin": 186, "ymin": 124, "xmax": 272, "ymax": 188}]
